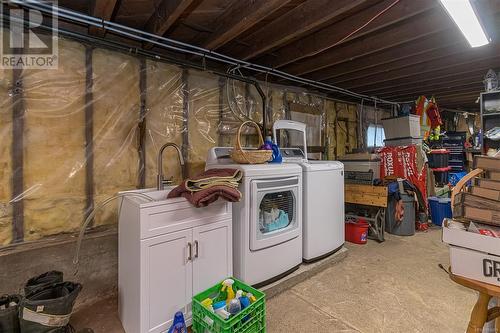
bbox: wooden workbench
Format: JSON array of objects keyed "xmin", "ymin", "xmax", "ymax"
[{"xmin": 345, "ymin": 184, "xmax": 388, "ymax": 242}]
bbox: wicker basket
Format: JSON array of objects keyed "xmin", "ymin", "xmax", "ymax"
[{"xmin": 230, "ymin": 121, "xmax": 272, "ymax": 164}]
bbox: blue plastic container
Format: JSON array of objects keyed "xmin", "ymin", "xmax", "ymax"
[{"xmin": 428, "ymin": 197, "xmax": 452, "ymax": 226}]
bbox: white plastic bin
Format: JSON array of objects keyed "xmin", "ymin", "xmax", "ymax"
[{"xmin": 381, "ymin": 115, "xmax": 420, "ymax": 139}]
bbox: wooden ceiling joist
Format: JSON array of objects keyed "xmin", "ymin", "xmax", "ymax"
[
  {"xmin": 328, "ymin": 42, "xmax": 469, "ymax": 85},
  {"xmin": 143, "ymin": 0, "xmax": 196, "ymax": 49},
  {"xmin": 306, "ymin": 30, "xmax": 461, "ymax": 82},
  {"xmin": 225, "ymin": 0, "xmax": 376, "ymax": 60},
  {"xmin": 379, "ymin": 79, "xmax": 485, "ymax": 100},
  {"xmin": 335, "ymin": 45, "xmax": 500, "ymax": 89},
  {"xmin": 89, "ymin": 0, "xmax": 119, "ymax": 37},
  {"xmin": 201, "ymin": 0, "xmax": 292, "ymax": 50},
  {"xmin": 387, "ymin": 83, "xmax": 483, "ymax": 101},
  {"xmin": 254, "ymin": 0, "xmax": 438, "ymax": 69},
  {"xmin": 365, "ymin": 72, "xmax": 487, "ymax": 97},
  {"xmin": 356, "ymin": 59, "xmax": 500, "ymax": 95},
  {"xmin": 280, "ymin": 8, "xmax": 451, "ymax": 76}
]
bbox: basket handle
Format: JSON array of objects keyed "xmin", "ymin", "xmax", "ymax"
[
  {"xmin": 450, "ymin": 168, "xmax": 483, "ymax": 210},
  {"xmin": 235, "ymin": 121, "xmax": 265, "ymax": 150}
]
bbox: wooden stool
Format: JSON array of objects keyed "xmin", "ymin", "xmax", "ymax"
[{"xmin": 450, "ymin": 271, "xmax": 500, "ymax": 333}]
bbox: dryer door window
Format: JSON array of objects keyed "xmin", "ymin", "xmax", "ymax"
[{"xmin": 250, "ymin": 177, "xmax": 300, "ymax": 251}]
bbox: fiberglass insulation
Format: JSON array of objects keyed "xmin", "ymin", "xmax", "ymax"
[
  {"xmin": 0, "ymin": 65, "xmax": 13, "ymax": 245},
  {"xmin": 144, "ymin": 60, "xmax": 184, "ymax": 188},
  {"xmin": 92, "ymin": 49, "xmax": 140, "ymax": 226},
  {"xmin": 22, "ymin": 39, "xmax": 86, "ymax": 241}
]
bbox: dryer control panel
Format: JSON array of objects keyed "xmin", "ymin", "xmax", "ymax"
[{"xmin": 281, "ymin": 148, "xmax": 307, "ymax": 163}]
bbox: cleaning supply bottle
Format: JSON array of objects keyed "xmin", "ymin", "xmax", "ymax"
[
  {"xmin": 200, "ymin": 298, "xmax": 214, "ymax": 313},
  {"xmin": 236, "ymin": 290, "xmax": 250, "ymax": 310},
  {"xmin": 167, "ymin": 311, "xmax": 187, "ymax": 333},
  {"xmin": 221, "ymin": 279, "xmax": 235, "ymax": 305},
  {"xmin": 228, "ymin": 298, "xmax": 241, "ymax": 316},
  {"xmin": 246, "ymin": 292, "xmax": 256, "ymax": 303},
  {"xmin": 265, "ymin": 136, "xmax": 282, "ymax": 163},
  {"xmin": 213, "ymin": 301, "xmax": 230, "ymax": 320}
]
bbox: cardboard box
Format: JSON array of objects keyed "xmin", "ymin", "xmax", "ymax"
[
  {"xmin": 471, "ymin": 186, "xmax": 500, "ymax": 201},
  {"xmin": 474, "ymin": 156, "xmax": 500, "ymax": 172},
  {"xmin": 443, "ymin": 219, "xmax": 500, "ymax": 286},
  {"xmin": 449, "ymin": 246, "xmax": 500, "ymax": 286},
  {"xmin": 381, "ymin": 115, "xmax": 420, "ymax": 140},
  {"xmin": 476, "ymin": 178, "xmax": 500, "ymax": 191}
]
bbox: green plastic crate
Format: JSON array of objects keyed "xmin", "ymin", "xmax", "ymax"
[{"xmin": 192, "ymin": 277, "xmax": 266, "ymax": 333}]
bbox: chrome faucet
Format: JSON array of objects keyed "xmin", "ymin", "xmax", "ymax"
[{"xmin": 157, "ymin": 143, "xmax": 185, "ymax": 190}]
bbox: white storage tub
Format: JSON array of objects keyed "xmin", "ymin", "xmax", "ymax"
[
  {"xmin": 442, "ymin": 218, "xmax": 500, "ymax": 286},
  {"xmin": 381, "ymin": 115, "xmax": 420, "ymax": 139}
]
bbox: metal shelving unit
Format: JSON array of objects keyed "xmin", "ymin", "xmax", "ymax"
[{"xmin": 480, "ymin": 91, "xmax": 500, "ymax": 154}]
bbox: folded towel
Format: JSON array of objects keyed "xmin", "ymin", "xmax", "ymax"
[
  {"xmin": 167, "ymin": 168, "xmax": 242, "ymax": 207},
  {"xmin": 184, "ymin": 168, "xmax": 242, "ymax": 192}
]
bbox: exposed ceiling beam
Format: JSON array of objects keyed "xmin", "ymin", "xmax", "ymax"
[
  {"xmin": 279, "ymin": 8, "xmax": 451, "ymax": 76},
  {"xmin": 202, "ymin": 0, "xmax": 292, "ymax": 50},
  {"xmin": 306, "ymin": 30, "xmax": 461, "ymax": 81},
  {"xmin": 89, "ymin": 0, "xmax": 119, "ymax": 37},
  {"xmin": 335, "ymin": 44, "xmax": 500, "ymax": 89},
  {"xmin": 376, "ymin": 73, "xmax": 486, "ymax": 98},
  {"xmin": 357, "ymin": 60, "xmax": 500, "ymax": 95},
  {"xmin": 386, "ymin": 83, "xmax": 483, "ymax": 101},
  {"xmin": 328, "ymin": 42, "xmax": 470, "ymax": 85},
  {"xmin": 254, "ymin": 0, "xmax": 437, "ymax": 69},
  {"xmin": 143, "ymin": 0, "xmax": 196, "ymax": 49},
  {"xmin": 225, "ymin": 0, "xmax": 377, "ymax": 60}
]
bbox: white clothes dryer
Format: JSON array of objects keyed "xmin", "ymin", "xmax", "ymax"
[
  {"xmin": 273, "ymin": 120, "xmax": 345, "ymax": 262},
  {"xmin": 206, "ymin": 147, "xmax": 303, "ymax": 286}
]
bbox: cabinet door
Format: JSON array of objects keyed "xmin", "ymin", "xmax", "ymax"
[
  {"xmin": 192, "ymin": 220, "xmax": 232, "ymax": 295},
  {"xmin": 141, "ymin": 229, "xmax": 192, "ymax": 333}
]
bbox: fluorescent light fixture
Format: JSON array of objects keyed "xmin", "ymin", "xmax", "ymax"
[{"xmin": 440, "ymin": 0, "xmax": 490, "ymax": 47}]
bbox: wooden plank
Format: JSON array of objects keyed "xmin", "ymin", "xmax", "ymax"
[
  {"xmin": 143, "ymin": 0, "xmax": 195, "ymax": 49},
  {"xmin": 228, "ymin": 0, "xmax": 375, "ymax": 60},
  {"xmin": 490, "ymin": 172, "xmax": 500, "ymax": 181},
  {"xmin": 89, "ymin": 0, "xmax": 119, "ymax": 37},
  {"xmin": 84, "ymin": 47, "xmax": 95, "ymax": 222},
  {"xmin": 11, "ymin": 66, "xmax": 24, "ymax": 243},
  {"xmin": 307, "ymin": 30, "xmax": 461, "ymax": 82},
  {"xmin": 453, "ymin": 205, "xmax": 500, "ymax": 226},
  {"xmin": 345, "ymin": 184, "xmax": 387, "ymax": 207},
  {"xmin": 255, "ymin": 0, "xmax": 437, "ymax": 68},
  {"xmin": 280, "ymin": 8, "xmax": 450, "ymax": 76},
  {"xmin": 202, "ymin": 0, "xmax": 291, "ymax": 50}
]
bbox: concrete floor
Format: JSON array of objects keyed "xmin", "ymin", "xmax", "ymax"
[{"xmin": 72, "ymin": 227, "xmax": 478, "ymax": 332}]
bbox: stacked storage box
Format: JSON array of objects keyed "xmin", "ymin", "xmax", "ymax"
[
  {"xmin": 382, "ymin": 115, "xmax": 422, "ymax": 147},
  {"xmin": 442, "ymin": 156, "xmax": 500, "ymax": 285}
]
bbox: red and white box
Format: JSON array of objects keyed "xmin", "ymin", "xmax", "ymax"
[{"xmin": 442, "ymin": 218, "xmax": 500, "ymax": 286}]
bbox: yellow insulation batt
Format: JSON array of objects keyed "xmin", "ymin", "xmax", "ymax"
[
  {"xmin": 187, "ymin": 70, "xmax": 221, "ymax": 176},
  {"xmin": 92, "ymin": 49, "xmax": 140, "ymax": 226},
  {"xmin": 144, "ymin": 60, "xmax": 183, "ymax": 188},
  {"xmin": 22, "ymin": 39, "xmax": 86, "ymax": 241},
  {"xmin": 0, "ymin": 66, "xmax": 13, "ymax": 245}
]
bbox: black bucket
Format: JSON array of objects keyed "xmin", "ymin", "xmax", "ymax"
[
  {"xmin": 0, "ymin": 294, "xmax": 21, "ymax": 333},
  {"xmin": 25, "ymin": 271, "xmax": 64, "ymax": 296},
  {"xmin": 19, "ymin": 282, "xmax": 82, "ymax": 333}
]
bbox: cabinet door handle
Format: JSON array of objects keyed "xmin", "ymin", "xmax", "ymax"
[
  {"xmin": 187, "ymin": 242, "xmax": 192, "ymax": 261},
  {"xmin": 194, "ymin": 240, "xmax": 199, "ymax": 258}
]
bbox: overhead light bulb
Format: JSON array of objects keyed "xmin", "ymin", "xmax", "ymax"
[{"xmin": 440, "ymin": 0, "xmax": 490, "ymax": 47}]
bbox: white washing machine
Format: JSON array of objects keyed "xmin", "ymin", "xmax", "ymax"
[
  {"xmin": 206, "ymin": 148, "xmax": 303, "ymax": 286},
  {"xmin": 273, "ymin": 120, "xmax": 345, "ymax": 262}
]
